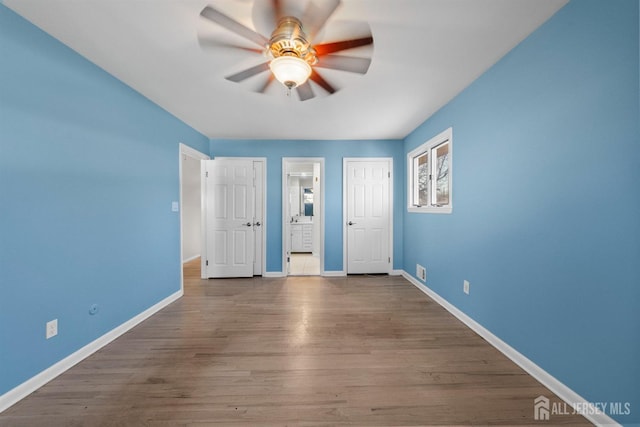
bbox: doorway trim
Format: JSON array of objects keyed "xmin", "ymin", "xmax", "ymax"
[
  {"xmin": 282, "ymin": 158, "xmax": 325, "ymax": 276},
  {"xmin": 179, "ymin": 143, "xmax": 210, "ymax": 293},
  {"xmin": 200, "ymin": 157, "xmax": 267, "ymax": 278},
  {"xmin": 342, "ymin": 157, "xmax": 394, "ymax": 275}
]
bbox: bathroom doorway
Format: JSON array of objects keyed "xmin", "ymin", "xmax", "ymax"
[{"xmin": 282, "ymin": 158, "xmax": 324, "ymax": 276}]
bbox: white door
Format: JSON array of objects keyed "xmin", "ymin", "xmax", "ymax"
[
  {"xmin": 203, "ymin": 159, "xmax": 254, "ymax": 278},
  {"xmin": 345, "ymin": 159, "xmax": 391, "ymax": 274}
]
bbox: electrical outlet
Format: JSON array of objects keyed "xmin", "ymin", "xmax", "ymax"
[
  {"xmin": 463, "ymin": 280, "xmax": 470, "ymax": 295},
  {"xmin": 46, "ymin": 319, "xmax": 58, "ymax": 339},
  {"xmin": 417, "ymin": 264, "xmax": 427, "ymax": 282},
  {"xmin": 89, "ymin": 304, "xmax": 99, "ymax": 315}
]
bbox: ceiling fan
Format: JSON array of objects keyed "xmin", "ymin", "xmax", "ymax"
[{"xmin": 199, "ymin": 0, "xmax": 374, "ymax": 101}]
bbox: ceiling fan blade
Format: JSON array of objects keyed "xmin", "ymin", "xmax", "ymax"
[
  {"xmin": 310, "ymin": 70, "xmax": 337, "ymax": 94},
  {"xmin": 302, "ymin": 0, "xmax": 341, "ymax": 40},
  {"xmin": 225, "ymin": 62, "xmax": 270, "ymax": 83},
  {"xmin": 198, "ymin": 37, "xmax": 263, "ymax": 54},
  {"xmin": 296, "ymin": 81, "xmax": 315, "ymax": 101},
  {"xmin": 314, "ymin": 36, "xmax": 373, "ymax": 56},
  {"xmin": 201, "ymin": 6, "xmax": 268, "ymax": 47},
  {"xmin": 315, "ymin": 55, "xmax": 371, "ymax": 74},
  {"xmin": 270, "ymin": 0, "xmax": 284, "ymax": 25},
  {"xmin": 257, "ymin": 75, "xmax": 275, "ymax": 93}
]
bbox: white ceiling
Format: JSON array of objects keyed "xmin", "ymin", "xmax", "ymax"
[{"xmin": 5, "ymin": 0, "xmax": 568, "ymax": 140}]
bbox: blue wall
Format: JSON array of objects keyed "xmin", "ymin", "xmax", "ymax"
[
  {"xmin": 209, "ymin": 139, "xmax": 404, "ymax": 273},
  {"xmin": 403, "ymin": 1, "xmax": 639, "ymax": 424},
  {"xmin": 0, "ymin": 6, "xmax": 208, "ymax": 396}
]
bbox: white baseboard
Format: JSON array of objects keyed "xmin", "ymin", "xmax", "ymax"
[
  {"xmin": 321, "ymin": 270, "xmax": 346, "ymax": 277},
  {"xmin": 401, "ymin": 272, "xmax": 619, "ymax": 427},
  {"xmin": 390, "ymin": 269, "xmax": 403, "ymax": 276},
  {"xmin": 182, "ymin": 254, "xmax": 200, "ymax": 264},
  {"xmin": 0, "ymin": 290, "xmax": 183, "ymax": 414}
]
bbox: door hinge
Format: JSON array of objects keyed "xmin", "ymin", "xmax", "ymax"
[
  {"xmin": 206, "ymin": 260, "xmax": 209, "ymax": 266},
  {"xmin": 205, "ymin": 171, "xmax": 209, "ymax": 178},
  {"xmin": 388, "ymin": 171, "xmax": 390, "ymax": 178},
  {"xmin": 388, "ymin": 257, "xmax": 391, "ymax": 263}
]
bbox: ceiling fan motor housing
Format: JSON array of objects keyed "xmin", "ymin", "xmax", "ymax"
[{"xmin": 268, "ymin": 16, "xmax": 317, "ymax": 65}]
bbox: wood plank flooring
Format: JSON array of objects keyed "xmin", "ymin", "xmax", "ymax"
[{"xmin": 0, "ymin": 259, "xmax": 590, "ymax": 426}]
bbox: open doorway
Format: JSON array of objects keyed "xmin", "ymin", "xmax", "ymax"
[
  {"xmin": 179, "ymin": 144, "xmax": 209, "ymax": 289},
  {"xmin": 283, "ymin": 158, "xmax": 324, "ymax": 276}
]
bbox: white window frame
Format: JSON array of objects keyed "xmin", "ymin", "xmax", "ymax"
[{"xmin": 407, "ymin": 127, "xmax": 453, "ymax": 214}]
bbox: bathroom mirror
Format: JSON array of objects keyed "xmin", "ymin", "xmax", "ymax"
[
  {"xmin": 288, "ymin": 174, "xmax": 313, "ymax": 217},
  {"xmin": 303, "ymin": 188, "xmax": 313, "ymax": 216}
]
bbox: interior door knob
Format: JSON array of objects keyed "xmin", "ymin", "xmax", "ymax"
[
  {"xmin": 245, "ymin": 222, "xmax": 252, "ymax": 227},
  {"xmin": 348, "ymin": 221, "xmax": 356, "ymax": 225},
  {"xmin": 254, "ymin": 221, "xmax": 261, "ymax": 227}
]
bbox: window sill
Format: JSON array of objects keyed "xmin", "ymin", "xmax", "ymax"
[{"xmin": 407, "ymin": 206, "xmax": 452, "ymax": 214}]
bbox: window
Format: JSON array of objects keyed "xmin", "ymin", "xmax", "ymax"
[{"xmin": 407, "ymin": 127, "xmax": 452, "ymax": 213}]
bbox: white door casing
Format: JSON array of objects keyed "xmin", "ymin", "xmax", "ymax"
[
  {"xmin": 202, "ymin": 158, "xmax": 255, "ymax": 278},
  {"xmin": 252, "ymin": 160, "xmax": 264, "ymax": 276},
  {"xmin": 282, "ymin": 158, "xmax": 324, "ymax": 276},
  {"xmin": 344, "ymin": 158, "xmax": 392, "ymax": 274},
  {"xmin": 312, "ymin": 162, "xmax": 321, "ymax": 257},
  {"xmin": 179, "ymin": 143, "xmax": 209, "ymax": 291}
]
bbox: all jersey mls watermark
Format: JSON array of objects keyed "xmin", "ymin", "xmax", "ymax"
[{"xmin": 534, "ymin": 395, "xmax": 631, "ymax": 421}]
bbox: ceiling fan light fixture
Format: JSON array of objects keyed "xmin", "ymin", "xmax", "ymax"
[{"xmin": 269, "ymin": 55, "xmax": 312, "ymax": 88}]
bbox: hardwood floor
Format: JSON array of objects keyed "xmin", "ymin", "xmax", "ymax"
[{"xmin": 0, "ymin": 259, "xmax": 590, "ymax": 426}]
